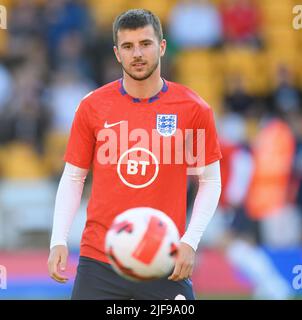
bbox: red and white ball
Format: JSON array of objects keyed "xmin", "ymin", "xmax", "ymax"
[{"xmin": 105, "ymin": 207, "xmax": 179, "ymax": 281}]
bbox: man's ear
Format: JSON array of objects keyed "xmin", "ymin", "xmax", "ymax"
[
  {"xmin": 113, "ymin": 46, "xmax": 121, "ymax": 63},
  {"xmin": 160, "ymin": 39, "xmax": 167, "ymax": 57}
]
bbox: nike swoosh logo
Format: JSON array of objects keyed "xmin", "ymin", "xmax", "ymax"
[{"xmin": 104, "ymin": 120, "xmax": 125, "ymax": 128}]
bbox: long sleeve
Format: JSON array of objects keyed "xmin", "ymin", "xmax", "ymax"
[
  {"xmin": 50, "ymin": 162, "xmax": 89, "ymax": 249},
  {"xmin": 180, "ymin": 160, "xmax": 221, "ymax": 251}
]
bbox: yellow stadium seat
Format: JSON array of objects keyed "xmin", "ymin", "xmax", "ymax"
[
  {"xmin": 44, "ymin": 132, "xmax": 69, "ymax": 176},
  {"xmin": 179, "ymin": 77, "xmax": 223, "ymax": 114},
  {"xmin": 132, "ymin": 0, "xmax": 177, "ymax": 24},
  {"xmin": 1, "ymin": 142, "xmax": 50, "ymax": 180},
  {"xmin": 174, "ymin": 50, "xmax": 223, "ymax": 83},
  {"xmin": 87, "ymin": 0, "xmax": 132, "ymax": 28},
  {"xmin": 266, "ymin": 50, "xmax": 299, "ymax": 70},
  {"xmin": 175, "ymin": 50, "xmax": 215, "ymax": 69},
  {"xmin": 264, "ymin": 28, "xmax": 298, "ymax": 50},
  {"xmin": 0, "ymin": 0, "xmax": 47, "ymax": 9},
  {"xmin": 258, "ymin": 0, "xmax": 293, "ymax": 9},
  {"xmin": 0, "ymin": 0, "xmax": 13, "ymax": 9},
  {"xmin": 298, "ymin": 61, "xmax": 302, "ymax": 89},
  {"xmin": 296, "ymin": 31, "xmax": 302, "ymax": 50},
  {"xmin": 265, "ymin": 50, "xmax": 300, "ymax": 89},
  {"xmin": 174, "ymin": 49, "xmax": 226, "ymax": 105},
  {"xmin": 0, "ymin": 32, "xmax": 8, "ymax": 56},
  {"xmin": 258, "ymin": 0, "xmax": 294, "ymax": 29},
  {"xmin": 222, "ymin": 48, "xmax": 268, "ymax": 94}
]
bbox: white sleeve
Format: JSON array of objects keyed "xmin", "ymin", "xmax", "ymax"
[
  {"xmin": 50, "ymin": 163, "xmax": 89, "ymax": 249},
  {"xmin": 225, "ymin": 148, "xmax": 253, "ymax": 206},
  {"xmin": 180, "ymin": 160, "xmax": 222, "ymax": 251}
]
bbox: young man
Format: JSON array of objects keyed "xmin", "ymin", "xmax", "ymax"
[{"xmin": 48, "ymin": 9, "xmax": 222, "ymax": 300}]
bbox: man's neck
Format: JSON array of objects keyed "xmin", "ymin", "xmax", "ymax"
[{"xmin": 122, "ymin": 70, "xmax": 163, "ymax": 99}]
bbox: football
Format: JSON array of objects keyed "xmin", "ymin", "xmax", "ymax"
[{"xmin": 105, "ymin": 207, "xmax": 180, "ymax": 281}]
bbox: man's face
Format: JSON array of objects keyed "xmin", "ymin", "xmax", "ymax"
[{"xmin": 114, "ymin": 25, "xmax": 166, "ymax": 81}]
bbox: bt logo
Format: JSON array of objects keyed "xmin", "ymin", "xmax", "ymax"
[
  {"xmin": 117, "ymin": 148, "xmax": 159, "ymax": 189},
  {"xmin": 127, "ymin": 160, "xmax": 150, "ymax": 176}
]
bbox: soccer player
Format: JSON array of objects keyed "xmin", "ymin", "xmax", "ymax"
[{"xmin": 48, "ymin": 9, "xmax": 222, "ymax": 300}]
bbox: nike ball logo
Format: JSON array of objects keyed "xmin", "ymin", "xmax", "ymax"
[{"xmin": 104, "ymin": 120, "xmax": 125, "ymax": 128}]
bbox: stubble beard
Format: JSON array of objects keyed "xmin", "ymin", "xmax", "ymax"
[{"xmin": 122, "ymin": 57, "xmax": 160, "ymax": 81}]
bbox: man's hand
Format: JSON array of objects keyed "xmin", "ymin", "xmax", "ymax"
[
  {"xmin": 168, "ymin": 242, "xmax": 195, "ymax": 281},
  {"xmin": 47, "ymin": 245, "xmax": 69, "ymax": 283}
]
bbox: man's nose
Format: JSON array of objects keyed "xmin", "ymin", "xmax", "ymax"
[{"xmin": 133, "ymin": 45, "xmax": 142, "ymax": 58}]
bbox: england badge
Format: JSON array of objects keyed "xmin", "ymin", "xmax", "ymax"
[{"xmin": 156, "ymin": 114, "xmax": 177, "ymax": 137}]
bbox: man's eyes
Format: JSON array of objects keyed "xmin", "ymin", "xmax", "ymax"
[{"xmin": 122, "ymin": 43, "xmax": 151, "ymax": 49}]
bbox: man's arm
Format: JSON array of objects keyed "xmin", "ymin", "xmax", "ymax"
[
  {"xmin": 48, "ymin": 162, "xmax": 88, "ymax": 283},
  {"xmin": 169, "ymin": 160, "xmax": 221, "ymax": 281}
]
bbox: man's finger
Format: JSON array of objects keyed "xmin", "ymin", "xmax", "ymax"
[
  {"xmin": 49, "ymin": 257, "xmax": 68, "ymax": 282},
  {"xmin": 59, "ymin": 254, "xmax": 67, "ymax": 271},
  {"xmin": 51, "ymin": 276, "xmax": 68, "ymax": 283},
  {"xmin": 48, "ymin": 246, "xmax": 69, "ymax": 283},
  {"xmin": 178, "ymin": 264, "xmax": 192, "ymax": 280},
  {"xmin": 48, "ymin": 256, "xmax": 59, "ymax": 278},
  {"xmin": 175, "ymin": 264, "xmax": 188, "ymax": 281},
  {"xmin": 51, "ymin": 271, "xmax": 68, "ymax": 283},
  {"xmin": 172, "ymin": 260, "xmax": 193, "ymax": 281},
  {"xmin": 168, "ymin": 261, "xmax": 183, "ymax": 281}
]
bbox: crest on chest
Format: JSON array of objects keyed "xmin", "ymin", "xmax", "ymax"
[{"xmin": 156, "ymin": 114, "xmax": 177, "ymax": 137}]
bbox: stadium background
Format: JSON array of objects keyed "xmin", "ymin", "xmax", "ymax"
[{"xmin": 0, "ymin": 0, "xmax": 302, "ymax": 299}]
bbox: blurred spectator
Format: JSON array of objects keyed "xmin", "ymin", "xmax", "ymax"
[
  {"xmin": 54, "ymin": 31, "xmax": 92, "ymax": 78},
  {"xmin": 84, "ymin": 31, "xmax": 115, "ymax": 85},
  {"xmin": 168, "ymin": 0, "xmax": 222, "ymax": 48},
  {"xmin": 46, "ymin": 67, "xmax": 96, "ymax": 134},
  {"xmin": 9, "ymin": 0, "xmax": 42, "ymax": 37},
  {"xmin": 268, "ymin": 65, "xmax": 302, "ymax": 114},
  {"xmin": 8, "ymin": 36, "xmax": 49, "ymax": 82},
  {"xmin": 6, "ymin": 63, "xmax": 50, "ymax": 153},
  {"xmin": 206, "ymin": 114, "xmax": 293, "ymax": 299},
  {"xmin": 224, "ymin": 74, "xmax": 255, "ymax": 116},
  {"xmin": 220, "ymin": 0, "xmax": 262, "ymax": 47},
  {"xmin": 246, "ymin": 118, "xmax": 299, "ymax": 248},
  {"xmin": 288, "ymin": 110, "xmax": 302, "ymax": 226},
  {"xmin": 217, "ymin": 113, "xmax": 253, "ymax": 232},
  {"xmin": 8, "ymin": 0, "xmax": 43, "ymax": 61},
  {"xmin": 43, "ymin": 0, "xmax": 92, "ymax": 64},
  {"xmin": 100, "ymin": 55, "xmax": 122, "ymax": 85},
  {"xmin": 0, "ymin": 63, "xmax": 14, "ymax": 144},
  {"xmin": 246, "ymin": 119, "xmax": 294, "ymax": 219},
  {"xmin": 0, "ymin": 64, "xmax": 13, "ymax": 110}
]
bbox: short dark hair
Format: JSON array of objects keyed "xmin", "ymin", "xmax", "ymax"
[{"xmin": 113, "ymin": 9, "xmax": 163, "ymax": 46}]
